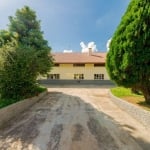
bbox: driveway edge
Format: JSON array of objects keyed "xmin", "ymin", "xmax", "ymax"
[
  {"xmin": 109, "ymin": 90, "xmax": 150, "ymax": 128},
  {"xmin": 0, "ymin": 91, "xmax": 48, "ymax": 129}
]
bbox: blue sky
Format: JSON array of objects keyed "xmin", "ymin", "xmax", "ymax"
[{"xmin": 0, "ymin": 0, "xmax": 130, "ymax": 52}]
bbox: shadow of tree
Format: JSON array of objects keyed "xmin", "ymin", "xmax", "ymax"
[
  {"xmin": 137, "ymin": 101, "xmax": 150, "ymax": 110},
  {"xmin": 41, "ymin": 83, "xmax": 115, "ymax": 89},
  {"xmin": 0, "ymin": 91, "xmax": 149, "ymax": 150}
]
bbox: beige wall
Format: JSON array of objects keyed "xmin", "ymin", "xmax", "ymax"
[{"xmin": 49, "ymin": 63, "xmax": 109, "ymax": 80}]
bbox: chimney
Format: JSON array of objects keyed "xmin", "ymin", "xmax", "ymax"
[{"xmin": 88, "ymin": 47, "xmax": 92, "ymax": 56}]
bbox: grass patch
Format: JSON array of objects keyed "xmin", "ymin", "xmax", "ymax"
[
  {"xmin": 111, "ymin": 87, "xmax": 150, "ymax": 111},
  {"xmin": 35, "ymin": 85, "xmax": 47, "ymax": 93},
  {"xmin": 0, "ymin": 85, "xmax": 47, "ymax": 109},
  {"xmin": 0, "ymin": 98, "xmax": 19, "ymax": 109}
]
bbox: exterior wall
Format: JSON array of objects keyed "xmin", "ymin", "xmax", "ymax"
[
  {"xmin": 39, "ymin": 79, "xmax": 114, "ymax": 85},
  {"xmin": 49, "ymin": 63, "xmax": 109, "ymax": 80}
]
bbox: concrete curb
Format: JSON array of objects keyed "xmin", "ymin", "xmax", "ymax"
[
  {"xmin": 0, "ymin": 91, "xmax": 48, "ymax": 129},
  {"xmin": 109, "ymin": 90, "xmax": 150, "ymax": 128}
]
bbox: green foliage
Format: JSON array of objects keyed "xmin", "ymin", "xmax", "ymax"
[
  {"xmin": 0, "ymin": 46, "xmax": 36, "ymax": 99},
  {"xmin": 0, "ymin": 30, "xmax": 18, "ymax": 47},
  {"xmin": 0, "ymin": 98, "xmax": 19, "ymax": 109},
  {"xmin": 0, "ymin": 6, "xmax": 53, "ymax": 100},
  {"xmin": 106, "ymin": 0, "xmax": 150, "ymax": 103},
  {"xmin": 0, "ymin": 86, "xmax": 47, "ymax": 109},
  {"xmin": 111, "ymin": 87, "xmax": 143, "ymax": 98},
  {"xmin": 8, "ymin": 6, "xmax": 53, "ymax": 74}
]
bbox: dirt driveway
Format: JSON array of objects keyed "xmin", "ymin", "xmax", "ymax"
[{"xmin": 0, "ymin": 86, "xmax": 150, "ymax": 150}]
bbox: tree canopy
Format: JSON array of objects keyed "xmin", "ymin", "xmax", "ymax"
[
  {"xmin": 0, "ymin": 6, "xmax": 53, "ymax": 99},
  {"xmin": 8, "ymin": 6, "xmax": 53, "ymax": 74},
  {"xmin": 106, "ymin": 0, "xmax": 150, "ymax": 103}
]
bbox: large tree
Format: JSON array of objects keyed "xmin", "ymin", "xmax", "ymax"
[
  {"xmin": 0, "ymin": 6, "xmax": 53, "ymax": 99},
  {"xmin": 106, "ymin": 0, "xmax": 150, "ymax": 104},
  {"xmin": 8, "ymin": 6, "xmax": 53, "ymax": 74}
]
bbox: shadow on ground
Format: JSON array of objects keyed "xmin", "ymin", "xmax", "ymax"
[
  {"xmin": 41, "ymin": 84, "xmax": 115, "ymax": 89},
  {"xmin": 0, "ymin": 91, "xmax": 149, "ymax": 150}
]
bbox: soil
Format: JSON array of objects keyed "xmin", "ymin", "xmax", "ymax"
[{"xmin": 0, "ymin": 86, "xmax": 150, "ymax": 150}]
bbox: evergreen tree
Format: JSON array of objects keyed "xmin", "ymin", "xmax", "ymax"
[
  {"xmin": 106, "ymin": 0, "xmax": 150, "ymax": 103},
  {"xmin": 8, "ymin": 6, "xmax": 53, "ymax": 74},
  {"xmin": 0, "ymin": 30, "xmax": 17, "ymax": 47},
  {"xmin": 0, "ymin": 6, "xmax": 53, "ymax": 99}
]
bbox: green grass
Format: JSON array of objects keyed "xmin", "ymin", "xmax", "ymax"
[
  {"xmin": 111, "ymin": 87, "xmax": 150, "ymax": 111},
  {"xmin": 0, "ymin": 98, "xmax": 19, "ymax": 109},
  {"xmin": 0, "ymin": 85, "xmax": 47, "ymax": 109},
  {"xmin": 35, "ymin": 85, "xmax": 47, "ymax": 93},
  {"xmin": 111, "ymin": 87, "xmax": 142, "ymax": 98}
]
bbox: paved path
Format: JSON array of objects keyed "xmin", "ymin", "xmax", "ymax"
[{"xmin": 0, "ymin": 87, "xmax": 150, "ymax": 150}]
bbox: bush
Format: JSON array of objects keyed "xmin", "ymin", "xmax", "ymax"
[{"xmin": 0, "ymin": 6, "xmax": 53, "ymax": 100}]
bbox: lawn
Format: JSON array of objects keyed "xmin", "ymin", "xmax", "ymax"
[{"xmin": 111, "ymin": 87, "xmax": 150, "ymax": 111}]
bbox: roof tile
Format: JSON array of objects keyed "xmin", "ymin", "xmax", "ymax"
[{"xmin": 52, "ymin": 52, "xmax": 106, "ymax": 64}]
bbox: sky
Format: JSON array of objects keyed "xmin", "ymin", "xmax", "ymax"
[{"xmin": 0, "ymin": 0, "xmax": 130, "ymax": 52}]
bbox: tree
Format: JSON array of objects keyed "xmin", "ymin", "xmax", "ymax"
[
  {"xmin": 0, "ymin": 6, "xmax": 53, "ymax": 99},
  {"xmin": 8, "ymin": 6, "xmax": 53, "ymax": 74},
  {"xmin": 0, "ymin": 30, "xmax": 18, "ymax": 47},
  {"xmin": 0, "ymin": 30, "xmax": 17, "ymax": 68},
  {"xmin": 106, "ymin": 0, "xmax": 150, "ymax": 104}
]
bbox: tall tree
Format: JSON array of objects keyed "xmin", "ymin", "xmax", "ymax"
[
  {"xmin": 0, "ymin": 6, "xmax": 53, "ymax": 99},
  {"xmin": 106, "ymin": 0, "xmax": 150, "ymax": 103},
  {"xmin": 0, "ymin": 30, "xmax": 18, "ymax": 47},
  {"xmin": 0, "ymin": 30, "xmax": 17, "ymax": 68},
  {"xmin": 8, "ymin": 6, "xmax": 53, "ymax": 74}
]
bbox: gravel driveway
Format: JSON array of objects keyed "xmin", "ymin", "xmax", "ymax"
[{"xmin": 0, "ymin": 86, "xmax": 150, "ymax": 150}]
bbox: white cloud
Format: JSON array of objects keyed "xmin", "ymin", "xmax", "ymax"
[
  {"xmin": 80, "ymin": 42, "xmax": 86, "ymax": 49},
  {"xmin": 63, "ymin": 50, "xmax": 73, "ymax": 53},
  {"xmin": 80, "ymin": 41, "xmax": 97, "ymax": 53},
  {"xmin": 106, "ymin": 38, "xmax": 111, "ymax": 52}
]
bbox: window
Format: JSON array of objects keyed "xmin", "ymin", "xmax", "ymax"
[
  {"xmin": 73, "ymin": 64, "xmax": 85, "ymax": 67},
  {"xmin": 54, "ymin": 63, "xmax": 59, "ymax": 67},
  {"xmin": 47, "ymin": 74, "xmax": 60, "ymax": 79},
  {"xmin": 74, "ymin": 74, "xmax": 84, "ymax": 80},
  {"xmin": 94, "ymin": 63, "xmax": 105, "ymax": 67},
  {"xmin": 94, "ymin": 74, "xmax": 104, "ymax": 80}
]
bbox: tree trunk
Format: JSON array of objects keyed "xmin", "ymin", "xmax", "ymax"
[
  {"xmin": 141, "ymin": 86, "xmax": 150, "ymax": 104},
  {"xmin": 131, "ymin": 87, "xmax": 140, "ymax": 95},
  {"xmin": 144, "ymin": 94, "xmax": 150, "ymax": 104}
]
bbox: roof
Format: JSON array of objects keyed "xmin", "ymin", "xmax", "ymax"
[{"xmin": 52, "ymin": 52, "xmax": 107, "ymax": 64}]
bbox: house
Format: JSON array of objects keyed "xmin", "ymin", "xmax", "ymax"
[{"xmin": 45, "ymin": 49, "xmax": 111, "ymax": 84}]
